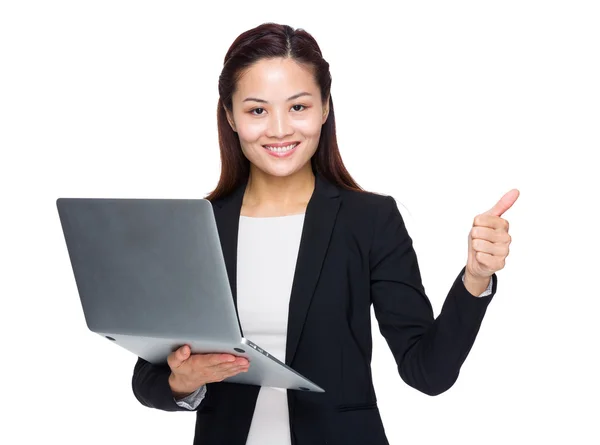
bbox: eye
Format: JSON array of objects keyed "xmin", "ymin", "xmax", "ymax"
[{"xmin": 249, "ymin": 104, "xmax": 307, "ymax": 116}]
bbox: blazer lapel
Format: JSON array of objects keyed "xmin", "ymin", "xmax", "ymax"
[
  {"xmin": 212, "ymin": 180, "xmax": 247, "ymax": 313},
  {"xmin": 285, "ymin": 174, "xmax": 340, "ymax": 365},
  {"xmin": 211, "ymin": 172, "xmax": 341, "ymax": 365}
]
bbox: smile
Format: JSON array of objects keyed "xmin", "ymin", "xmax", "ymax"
[{"xmin": 263, "ymin": 142, "xmax": 300, "ymax": 158}]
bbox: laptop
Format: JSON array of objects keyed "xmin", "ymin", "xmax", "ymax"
[{"xmin": 56, "ymin": 197, "xmax": 324, "ymax": 393}]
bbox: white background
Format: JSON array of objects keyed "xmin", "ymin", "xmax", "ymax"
[{"xmin": 1, "ymin": 1, "xmax": 599, "ymax": 443}]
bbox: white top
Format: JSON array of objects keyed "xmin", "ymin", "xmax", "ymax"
[{"xmin": 236, "ymin": 213, "xmax": 305, "ymax": 445}]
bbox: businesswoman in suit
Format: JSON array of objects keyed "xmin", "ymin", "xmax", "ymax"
[{"xmin": 132, "ymin": 22, "xmax": 519, "ymax": 445}]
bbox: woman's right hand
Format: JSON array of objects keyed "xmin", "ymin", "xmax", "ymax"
[{"xmin": 167, "ymin": 344, "xmax": 250, "ymax": 398}]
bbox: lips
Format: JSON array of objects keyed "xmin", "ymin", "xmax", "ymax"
[
  {"xmin": 262, "ymin": 141, "xmax": 300, "ymax": 148},
  {"xmin": 263, "ymin": 142, "xmax": 300, "ymax": 157}
]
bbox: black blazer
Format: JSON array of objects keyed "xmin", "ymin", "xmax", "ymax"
[{"xmin": 132, "ymin": 172, "xmax": 498, "ymax": 445}]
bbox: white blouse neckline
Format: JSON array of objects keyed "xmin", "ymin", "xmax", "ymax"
[{"xmin": 240, "ymin": 213, "xmax": 306, "ymax": 220}]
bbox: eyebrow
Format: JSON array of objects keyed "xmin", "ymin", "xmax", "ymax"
[{"xmin": 242, "ymin": 92, "xmax": 312, "ymax": 103}]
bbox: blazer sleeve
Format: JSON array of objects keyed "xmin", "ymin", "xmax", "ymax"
[
  {"xmin": 131, "ymin": 356, "xmax": 211, "ymax": 412},
  {"xmin": 370, "ymin": 195, "xmax": 497, "ymax": 396}
]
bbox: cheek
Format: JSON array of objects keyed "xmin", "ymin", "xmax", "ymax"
[
  {"xmin": 237, "ymin": 121, "xmax": 264, "ymax": 143},
  {"xmin": 294, "ymin": 116, "xmax": 323, "ymax": 138}
]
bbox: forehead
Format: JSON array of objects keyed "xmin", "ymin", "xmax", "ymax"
[{"xmin": 234, "ymin": 57, "xmax": 319, "ymax": 99}]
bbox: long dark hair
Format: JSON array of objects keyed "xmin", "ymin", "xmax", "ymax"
[{"xmin": 205, "ymin": 23, "xmax": 364, "ymax": 201}]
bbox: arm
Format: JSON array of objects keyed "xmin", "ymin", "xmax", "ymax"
[{"xmin": 370, "ymin": 196, "xmax": 497, "ymax": 396}]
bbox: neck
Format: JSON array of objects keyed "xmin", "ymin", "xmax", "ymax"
[{"xmin": 241, "ymin": 164, "xmax": 315, "ymax": 215}]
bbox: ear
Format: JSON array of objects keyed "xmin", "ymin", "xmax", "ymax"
[
  {"xmin": 224, "ymin": 106, "xmax": 237, "ymax": 132},
  {"xmin": 321, "ymin": 98, "xmax": 330, "ymax": 124}
]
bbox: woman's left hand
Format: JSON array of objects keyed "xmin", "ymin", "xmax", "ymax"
[{"xmin": 466, "ymin": 189, "xmax": 520, "ymax": 280}]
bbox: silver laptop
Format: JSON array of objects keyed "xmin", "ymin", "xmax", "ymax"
[{"xmin": 56, "ymin": 197, "xmax": 324, "ymax": 393}]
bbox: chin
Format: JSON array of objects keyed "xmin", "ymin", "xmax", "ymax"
[{"xmin": 254, "ymin": 162, "xmax": 310, "ymax": 179}]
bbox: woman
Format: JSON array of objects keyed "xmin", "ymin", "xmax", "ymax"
[{"xmin": 132, "ymin": 22, "xmax": 518, "ymax": 445}]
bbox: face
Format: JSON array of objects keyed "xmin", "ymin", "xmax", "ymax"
[{"xmin": 225, "ymin": 57, "xmax": 329, "ymax": 178}]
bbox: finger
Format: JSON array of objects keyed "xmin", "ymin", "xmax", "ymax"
[
  {"xmin": 211, "ymin": 355, "xmax": 248, "ymax": 367},
  {"xmin": 473, "ymin": 214, "xmax": 509, "ymax": 232},
  {"xmin": 471, "ymin": 226, "xmax": 511, "ymax": 244},
  {"xmin": 471, "ymin": 239, "xmax": 509, "ymax": 256},
  {"xmin": 223, "ymin": 366, "xmax": 249, "ymax": 379},
  {"xmin": 475, "ymin": 251, "xmax": 494, "ymax": 268},
  {"xmin": 227, "ymin": 364, "xmax": 250, "ymax": 373},
  {"xmin": 212, "ymin": 359, "xmax": 250, "ymax": 373},
  {"xmin": 194, "ymin": 354, "xmax": 247, "ymax": 372},
  {"xmin": 484, "ymin": 189, "xmax": 520, "ymax": 217},
  {"xmin": 476, "ymin": 251, "xmax": 505, "ymax": 270},
  {"xmin": 232, "ymin": 357, "xmax": 249, "ymax": 366},
  {"xmin": 204, "ymin": 354, "xmax": 237, "ymax": 366}
]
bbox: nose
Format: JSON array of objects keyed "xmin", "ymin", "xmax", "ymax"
[{"xmin": 265, "ymin": 108, "xmax": 293, "ymax": 139}]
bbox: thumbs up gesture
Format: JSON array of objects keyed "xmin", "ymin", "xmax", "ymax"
[{"xmin": 466, "ymin": 189, "xmax": 520, "ymax": 281}]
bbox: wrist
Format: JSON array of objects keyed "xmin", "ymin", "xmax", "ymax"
[
  {"xmin": 464, "ymin": 270, "xmax": 490, "ymax": 283},
  {"xmin": 463, "ymin": 271, "xmax": 491, "ymax": 296},
  {"xmin": 169, "ymin": 373, "xmax": 196, "ymax": 399}
]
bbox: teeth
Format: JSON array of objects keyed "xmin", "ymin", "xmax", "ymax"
[{"xmin": 265, "ymin": 143, "xmax": 298, "ymax": 153}]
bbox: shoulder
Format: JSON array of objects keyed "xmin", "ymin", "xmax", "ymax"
[
  {"xmin": 337, "ymin": 187, "xmax": 397, "ymax": 216},
  {"xmin": 334, "ymin": 188, "xmax": 410, "ymax": 255},
  {"xmin": 332, "ymin": 188, "xmax": 405, "ymax": 241}
]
